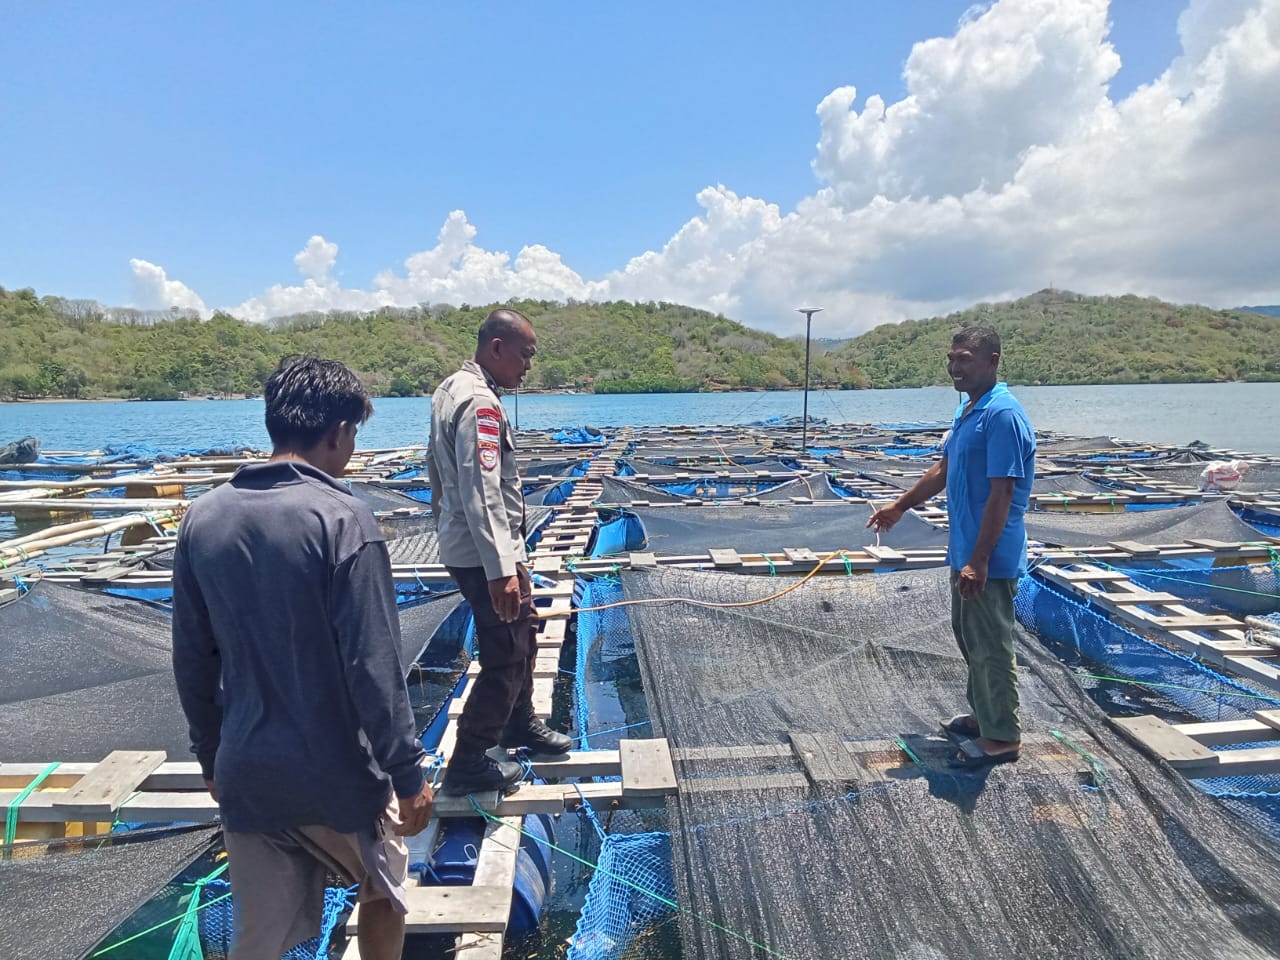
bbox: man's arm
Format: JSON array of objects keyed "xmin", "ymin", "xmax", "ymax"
[
  {"xmin": 452, "ymin": 395, "xmax": 523, "ymax": 620},
  {"xmin": 332, "ymin": 541, "xmax": 433, "ymax": 833},
  {"xmin": 170, "ymin": 534, "xmax": 222, "ymax": 798},
  {"xmin": 956, "ymin": 477, "xmax": 1015, "ymax": 598},
  {"xmin": 867, "ymin": 457, "xmax": 948, "ymax": 531}
]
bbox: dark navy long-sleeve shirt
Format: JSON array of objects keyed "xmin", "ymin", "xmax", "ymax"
[{"xmin": 171, "ymin": 460, "xmax": 427, "ymax": 833}]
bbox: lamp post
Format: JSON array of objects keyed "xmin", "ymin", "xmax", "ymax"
[{"xmin": 797, "ymin": 307, "xmax": 823, "ymax": 453}]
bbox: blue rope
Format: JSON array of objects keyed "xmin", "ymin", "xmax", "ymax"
[
  {"xmin": 312, "ymin": 884, "xmax": 358, "ymax": 959},
  {"xmin": 573, "ymin": 784, "xmax": 608, "ymax": 841}
]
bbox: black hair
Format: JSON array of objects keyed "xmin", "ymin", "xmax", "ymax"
[
  {"xmin": 477, "ymin": 308, "xmax": 534, "ymax": 347},
  {"xmin": 951, "ymin": 324, "xmax": 1001, "ymax": 357},
  {"xmin": 263, "ymin": 356, "xmax": 373, "ymax": 449}
]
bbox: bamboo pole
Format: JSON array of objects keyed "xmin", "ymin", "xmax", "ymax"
[
  {"xmin": 0, "ymin": 512, "xmax": 179, "ymax": 563},
  {"xmin": 0, "ymin": 497, "xmax": 191, "ymax": 514},
  {"xmin": 0, "ymin": 472, "xmax": 232, "ymax": 493}
]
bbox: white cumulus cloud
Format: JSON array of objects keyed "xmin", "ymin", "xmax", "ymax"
[
  {"xmin": 131, "ymin": 0, "xmax": 1280, "ymax": 337},
  {"xmin": 129, "ymin": 258, "xmax": 208, "ymax": 316}
]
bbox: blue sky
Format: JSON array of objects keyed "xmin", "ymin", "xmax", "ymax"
[{"xmin": 4, "ymin": 0, "xmax": 1273, "ymax": 335}]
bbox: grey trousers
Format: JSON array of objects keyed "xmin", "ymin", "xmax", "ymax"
[{"xmin": 950, "ymin": 570, "xmax": 1021, "ymax": 743}]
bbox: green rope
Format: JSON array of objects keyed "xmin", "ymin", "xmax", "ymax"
[
  {"xmin": 166, "ymin": 862, "xmax": 228, "ymax": 960},
  {"xmin": 1050, "ymin": 729, "xmax": 1107, "ymax": 787},
  {"xmin": 1097, "ymin": 561, "xmax": 1280, "ymax": 601},
  {"xmin": 764, "ymin": 555, "xmax": 777, "ymax": 576},
  {"xmin": 4, "ymin": 762, "xmax": 60, "ymax": 853},
  {"xmin": 468, "ymin": 798, "xmax": 796, "ymax": 960},
  {"xmin": 838, "ymin": 551, "xmax": 853, "ymax": 576},
  {"xmin": 92, "ymin": 864, "xmax": 230, "ymax": 958},
  {"xmin": 894, "ymin": 736, "xmax": 925, "ymax": 768}
]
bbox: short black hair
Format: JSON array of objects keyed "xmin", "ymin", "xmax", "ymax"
[
  {"xmin": 951, "ymin": 325, "xmax": 1001, "ymax": 357},
  {"xmin": 477, "ymin": 308, "xmax": 534, "ymax": 347},
  {"xmin": 264, "ymin": 356, "xmax": 373, "ymax": 449}
]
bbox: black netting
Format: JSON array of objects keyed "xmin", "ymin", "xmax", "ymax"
[
  {"xmin": 622, "ymin": 566, "xmax": 1280, "ymax": 959},
  {"xmin": 348, "ymin": 482, "xmax": 427, "ymax": 512},
  {"xmin": 0, "ymin": 825, "xmax": 220, "ymax": 960},
  {"xmin": 1025, "ymin": 501, "xmax": 1267, "ymax": 548},
  {"xmin": 627, "ymin": 503, "xmax": 948, "ymax": 555},
  {"xmin": 597, "ymin": 477, "xmax": 693, "ymax": 504},
  {"xmin": 623, "ymin": 457, "xmax": 796, "ymax": 477},
  {"xmin": 1091, "ymin": 463, "xmax": 1280, "ymax": 495},
  {"xmin": 1032, "ymin": 473, "xmax": 1115, "ymax": 496},
  {"xmin": 386, "ymin": 530, "xmax": 441, "ymax": 565},
  {"xmin": 1036, "ymin": 436, "xmax": 1126, "ymax": 453},
  {"xmin": 0, "ymin": 583, "xmax": 458, "ymax": 762}
]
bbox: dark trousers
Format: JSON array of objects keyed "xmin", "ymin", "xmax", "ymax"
[
  {"xmin": 448, "ymin": 565, "xmax": 538, "ymax": 754},
  {"xmin": 950, "ymin": 570, "xmax": 1021, "ymax": 743}
]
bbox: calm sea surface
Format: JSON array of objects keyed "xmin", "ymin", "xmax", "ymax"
[{"xmin": 2, "ymin": 382, "xmax": 1278, "ymax": 455}]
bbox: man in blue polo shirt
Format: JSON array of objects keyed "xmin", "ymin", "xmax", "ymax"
[{"xmin": 868, "ymin": 326, "xmax": 1035, "ymax": 768}]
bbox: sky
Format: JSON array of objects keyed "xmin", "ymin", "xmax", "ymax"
[{"xmin": 2, "ymin": 0, "xmax": 1277, "ymax": 337}]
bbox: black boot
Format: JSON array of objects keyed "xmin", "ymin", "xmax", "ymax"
[
  {"xmin": 500, "ymin": 709, "xmax": 573, "ymax": 757},
  {"xmin": 440, "ymin": 748, "xmax": 525, "ymax": 796}
]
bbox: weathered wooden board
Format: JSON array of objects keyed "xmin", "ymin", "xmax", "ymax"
[
  {"xmin": 53, "ymin": 750, "xmax": 167, "ymax": 817},
  {"xmin": 619, "ymin": 738, "xmax": 678, "ymax": 796}
]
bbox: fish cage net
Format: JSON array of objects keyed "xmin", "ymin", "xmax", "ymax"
[
  {"xmin": 569, "ymin": 831, "xmax": 677, "ymax": 960},
  {"xmin": 1024, "ymin": 500, "xmax": 1268, "ymax": 546},
  {"xmin": 617, "ymin": 565, "xmax": 1280, "ymax": 959},
  {"xmin": 1114, "ymin": 558, "xmax": 1280, "ymax": 617},
  {"xmin": 0, "ymin": 825, "xmax": 220, "ymax": 960}
]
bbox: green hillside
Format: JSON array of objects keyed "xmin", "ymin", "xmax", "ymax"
[
  {"xmin": 834, "ymin": 290, "xmax": 1280, "ymax": 387},
  {"xmin": 0, "ymin": 288, "xmax": 862, "ymax": 400},
  {"xmin": 4, "ymin": 285, "xmax": 1278, "ymax": 400}
]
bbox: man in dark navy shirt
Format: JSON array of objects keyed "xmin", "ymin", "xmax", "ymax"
[
  {"xmin": 869, "ymin": 327, "xmax": 1035, "ymax": 768},
  {"xmin": 172, "ymin": 357, "xmax": 435, "ymax": 960}
]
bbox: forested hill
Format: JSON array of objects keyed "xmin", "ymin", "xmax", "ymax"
[
  {"xmin": 3, "ymin": 285, "xmax": 1279, "ymax": 400},
  {"xmin": 0, "ymin": 289, "xmax": 861, "ymax": 400},
  {"xmin": 833, "ymin": 290, "xmax": 1280, "ymax": 387}
]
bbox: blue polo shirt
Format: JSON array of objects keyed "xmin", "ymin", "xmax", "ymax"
[{"xmin": 941, "ymin": 382, "xmax": 1035, "ymax": 579}]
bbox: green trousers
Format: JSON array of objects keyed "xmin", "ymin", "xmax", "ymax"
[{"xmin": 950, "ymin": 571, "xmax": 1021, "ymax": 743}]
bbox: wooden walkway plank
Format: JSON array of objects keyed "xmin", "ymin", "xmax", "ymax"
[
  {"xmin": 53, "ymin": 750, "xmax": 167, "ymax": 818},
  {"xmin": 619, "ymin": 738, "xmax": 678, "ymax": 796}
]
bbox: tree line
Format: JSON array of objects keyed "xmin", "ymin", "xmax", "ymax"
[
  {"xmin": 0, "ymin": 289, "xmax": 864, "ymax": 400},
  {"xmin": 2, "ymin": 285, "xmax": 1277, "ymax": 401}
]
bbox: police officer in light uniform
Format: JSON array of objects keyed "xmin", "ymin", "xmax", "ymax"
[{"xmin": 428, "ymin": 309, "xmax": 573, "ymax": 795}]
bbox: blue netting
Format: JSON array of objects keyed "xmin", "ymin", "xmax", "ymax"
[
  {"xmin": 400, "ymin": 487, "xmax": 431, "ymax": 503},
  {"xmin": 1016, "ymin": 573, "xmax": 1280, "ymax": 723},
  {"xmin": 616, "ymin": 462, "xmax": 636, "ymax": 477},
  {"xmin": 569, "ymin": 831, "xmax": 676, "ymax": 960},
  {"xmin": 1236, "ymin": 506, "xmax": 1280, "ymax": 538},
  {"xmin": 1018, "ymin": 572, "xmax": 1280, "ymax": 826},
  {"xmin": 589, "ymin": 515, "xmax": 645, "ymax": 557},
  {"xmin": 1116, "ymin": 558, "xmax": 1280, "ymax": 617},
  {"xmin": 1123, "ymin": 500, "xmax": 1196, "ymax": 512},
  {"xmin": 198, "ymin": 879, "xmax": 355, "ymax": 959},
  {"xmin": 574, "ymin": 577, "xmax": 633, "ymax": 745},
  {"xmin": 390, "ymin": 466, "xmax": 421, "ymax": 480}
]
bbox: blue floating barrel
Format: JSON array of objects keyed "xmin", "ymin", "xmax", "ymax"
[{"xmin": 426, "ymin": 812, "xmax": 554, "ymax": 935}]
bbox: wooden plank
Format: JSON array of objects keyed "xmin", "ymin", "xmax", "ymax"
[
  {"xmin": 1108, "ymin": 540, "xmax": 1161, "ymax": 557},
  {"xmin": 864, "ymin": 545, "xmax": 907, "ymax": 563},
  {"xmin": 1104, "ymin": 591, "xmax": 1184, "ymax": 604},
  {"xmin": 628, "ymin": 551, "xmax": 657, "ymax": 568},
  {"xmin": 1057, "ymin": 569, "xmax": 1135, "ymax": 582},
  {"xmin": 1254, "ymin": 710, "xmax": 1280, "ymax": 733},
  {"xmin": 680, "ymin": 773, "xmax": 808, "ymax": 795},
  {"xmin": 1185, "ymin": 538, "xmax": 1245, "ymax": 551},
  {"xmin": 674, "ymin": 744, "xmax": 794, "ymax": 763},
  {"xmin": 1150, "ymin": 614, "xmax": 1242, "ymax": 630},
  {"xmin": 788, "ymin": 732, "xmax": 861, "ymax": 785},
  {"xmin": 53, "ymin": 750, "xmax": 167, "ymax": 817},
  {"xmin": 619, "ymin": 738, "xmax": 678, "ymax": 796},
  {"xmin": 531, "ymin": 555, "xmax": 563, "ymax": 575},
  {"xmin": 1112, "ymin": 715, "xmax": 1217, "ymax": 767},
  {"xmin": 783, "ymin": 547, "xmax": 819, "ymax": 563},
  {"xmin": 353, "ymin": 886, "xmax": 511, "ymax": 935},
  {"xmin": 708, "ymin": 548, "xmax": 742, "ymax": 568},
  {"xmin": 1176, "ymin": 719, "xmax": 1280, "ymax": 747}
]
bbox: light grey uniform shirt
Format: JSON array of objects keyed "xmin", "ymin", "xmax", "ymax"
[{"xmin": 427, "ymin": 359, "xmax": 527, "ymax": 579}]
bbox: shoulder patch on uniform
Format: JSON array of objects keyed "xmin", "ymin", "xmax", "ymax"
[
  {"xmin": 476, "ymin": 406, "xmax": 501, "ymax": 440},
  {"xmin": 478, "ymin": 441, "xmax": 499, "ymax": 471}
]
